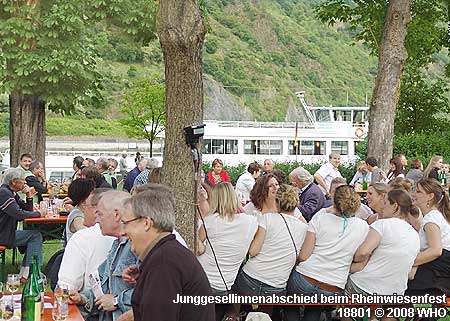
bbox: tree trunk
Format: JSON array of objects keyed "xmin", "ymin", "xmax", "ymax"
[
  {"xmin": 9, "ymin": 93, "xmax": 46, "ymax": 168},
  {"xmin": 149, "ymin": 139, "xmax": 153, "ymax": 158},
  {"xmin": 367, "ymin": 0, "xmax": 411, "ymax": 170},
  {"xmin": 157, "ymin": 0, "xmax": 206, "ymax": 250}
]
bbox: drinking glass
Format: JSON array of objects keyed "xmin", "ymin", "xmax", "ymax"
[
  {"xmin": 54, "ymin": 284, "xmax": 69, "ymax": 303},
  {"xmin": 52, "ymin": 297, "xmax": 68, "ymax": 321},
  {"xmin": 6, "ymin": 274, "xmax": 19, "ymax": 294},
  {"xmin": 1, "ymin": 295, "xmax": 14, "ymax": 320}
]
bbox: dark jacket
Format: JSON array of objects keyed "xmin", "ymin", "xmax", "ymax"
[
  {"xmin": 298, "ymin": 183, "xmax": 326, "ymax": 222},
  {"xmin": 0, "ymin": 184, "xmax": 41, "ymax": 247},
  {"xmin": 123, "ymin": 167, "xmax": 140, "ymax": 192},
  {"xmin": 95, "ymin": 175, "xmax": 112, "ymax": 189},
  {"xmin": 132, "ymin": 234, "xmax": 214, "ymax": 321},
  {"xmin": 25, "ymin": 175, "xmax": 48, "ymax": 202}
]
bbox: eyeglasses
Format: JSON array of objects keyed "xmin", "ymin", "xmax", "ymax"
[{"xmin": 120, "ymin": 216, "xmax": 144, "ymax": 225}]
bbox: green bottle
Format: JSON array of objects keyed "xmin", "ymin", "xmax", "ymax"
[
  {"xmin": 21, "ymin": 260, "xmax": 42, "ymax": 321},
  {"xmin": 32, "ymin": 255, "xmax": 45, "ymax": 315},
  {"xmin": 362, "ymin": 174, "xmax": 368, "ymax": 191}
]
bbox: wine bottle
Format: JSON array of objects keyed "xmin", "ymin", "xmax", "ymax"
[
  {"xmin": 32, "ymin": 255, "xmax": 45, "ymax": 315},
  {"xmin": 21, "ymin": 260, "xmax": 42, "ymax": 321}
]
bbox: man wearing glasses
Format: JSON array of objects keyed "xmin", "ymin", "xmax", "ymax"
[
  {"xmin": 69, "ymin": 190, "xmax": 138, "ymax": 321},
  {"xmin": 120, "ymin": 184, "xmax": 214, "ymax": 321}
]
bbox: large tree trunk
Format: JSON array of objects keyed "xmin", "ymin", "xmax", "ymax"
[
  {"xmin": 157, "ymin": 1, "xmax": 206, "ymax": 250},
  {"xmin": 9, "ymin": 93, "xmax": 46, "ymax": 167},
  {"xmin": 367, "ymin": 0, "xmax": 411, "ymax": 170}
]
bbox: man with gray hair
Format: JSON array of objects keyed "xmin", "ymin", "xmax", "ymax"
[
  {"xmin": 69, "ymin": 190, "xmax": 138, "ymax": 321},
  {"xmin": 314, "ymin": 152, "xmax": 343, "ymax": 198},
  {"xmin": 26, "ymin": 160, "xmax": 48, "ymax": 203},
  {"xmin": 120, "ymin": 184, "xmax": 214, "ymax": 321},
  {"xmin": 289, "ymin": 167, "xmax": 326, "ymax": 221},
  {"xmin": 122, "ymin": 158, "xmax": 148, "ymax": 192},
  {"xmin": 0, "ymin": 168, "xmax": 42, "ymax": 279},
  {"xmin": 132, "ymin": 158, "xmax": 159, "ymax": 187}
]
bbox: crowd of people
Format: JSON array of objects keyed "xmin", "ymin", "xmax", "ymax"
[{"xmin": 0, "ymin": 151, "xmax": 449, "ymax": 321}]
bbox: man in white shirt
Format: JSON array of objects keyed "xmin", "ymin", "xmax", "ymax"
[
  {"xmin": 235, "ymin": 162, "xmax": 261, "ymax": 204},
  {"xmin": 58, "ymin": 190, "xmax": 115, "ymax": 292},
  {"xmin": 262, "ymin": 159, "xmax": 274, "ymax": 175},
  {"xmin": 314, "ymin": 153, "xmax": 342, "ymax": 198}
]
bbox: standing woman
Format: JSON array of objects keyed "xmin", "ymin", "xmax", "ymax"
[
  {"xmin": 285, "ymin": 186, "xmax": 369, "ymax": 321},
  {"xmin": 408, "ymin": 178, "xmax": 450, "ymax": 295},
  {"xmin": 347, "ymin": 189, "xmax": 420, "ymax": 297},
  {"xmin": 205, "ymin": 159, "xmax": 231, "ymax": 187},
  {"xmin": 423, "ymin": 155, "xmax": 443, "ymax": 181},
  {"xmin": 197, "ymin": 182, "xmax": 258, "ymax": 321},
  {"xmin": 365, "ymin": 182, "xmax": 387, "ymax": 224}
]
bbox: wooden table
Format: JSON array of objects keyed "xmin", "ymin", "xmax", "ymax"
[
  {"xmin": 24, "ymin": 216, "xmax": 68, "ymax": 241},
  {"xmin": 355, "ymin": 189, "xmax": 368, "ymax": 194}
]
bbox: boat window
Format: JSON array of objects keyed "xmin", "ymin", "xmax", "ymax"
[
  {"xmin": 224, "ymin": 140, "xmax": 238, "ymax": 154},
  {"xmin": 314, "ymin": 110, "xmax": 331, "ymax": 122},
  {"xmin": 202, "ymin": 139, "xmax": 212, "ymax": 154},
  {"xmin": 289, "ymin": 140, "xmax": 325, "ymax": 155},
  {"xmin": 202, "ymin": 139, "xmax": 238, "ymax": 154},
  {"xmin": 331, "ymin": 141, "xmax": 348, "ymax": 155},
  {"xmin": 333, "ymin": 110, "xmax": 352, "ymax": 122},
  {"xmin": 244, "ymin": 140, "xmax": 283, "ymax": 155}
]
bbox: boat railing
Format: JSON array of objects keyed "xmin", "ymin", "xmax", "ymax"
[{"xmin": 203, "ymin": 120, "xmax": 315, "ymax": 129}]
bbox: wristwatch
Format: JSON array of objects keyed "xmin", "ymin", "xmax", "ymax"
[{"xmin": 113, "ymin": 296, "xmax": 119, "ymax": 307}]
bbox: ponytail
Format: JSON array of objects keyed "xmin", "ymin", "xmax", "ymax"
[{"xmin": 437, "ymin": 190, "xmax": 450, "ymax": 224}]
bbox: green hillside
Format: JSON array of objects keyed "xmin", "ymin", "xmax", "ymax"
[
  {"xmin": 87, "ymin": 0, "xmax": 377, "ymax": 122},
  {"xmin": 1, "ymin": 0, "xmax": 378, "ymax": 130}
]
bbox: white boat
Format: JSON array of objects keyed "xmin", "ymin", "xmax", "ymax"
[{"xmin": 0, "ymin": 92, "xmax": 368, "ymax": 176}]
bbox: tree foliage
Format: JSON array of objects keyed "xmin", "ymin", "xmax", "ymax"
[
  {"xmin": 395, "ymin": 66, "xmax": 450, "ymax": 134},
  {"xmin": 0, "ymin": 0, "xmax": 157, "ymax": 113},
  {"xmin": 119, "ymin": 78, "xmax": 166, "ymax": 157}
]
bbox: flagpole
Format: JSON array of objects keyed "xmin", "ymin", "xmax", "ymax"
[{"xmin": 294, "ymin": 121, "xmax": 298, "ymax": 162}]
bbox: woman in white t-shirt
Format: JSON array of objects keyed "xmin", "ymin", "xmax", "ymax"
[
  {"xmin": 233, "ymin": 185, "xmax": 308, "ymax": 295},
  {"xmin": 408, "ymin": 178, "xmax": 450, "ymax": 295},
  {"xmin": 347, "ymin": 189, "xmax": 420, "ymax": 296},
  {"xmin": 196, "ymin": 182, "xmax": 258, "ymax": 320},
  {"xmin": 285, "ymin": 185, "xmax": 369, "ymax": 321},
  {"xmin": 243, "ymin": 173, "xmax": 280, "ymax": 216}
]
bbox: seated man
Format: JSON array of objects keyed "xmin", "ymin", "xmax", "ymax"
[
  {"xmin": 0, "ymin": 168, "xmax": 42, "ymax": 279},
  {"xmin": 26, "ymin": 160, "xmax": 48, "ymax": 203},
  {"xmin": 69, "ymin": 190, "xmax": 139, "ymax": 321},
  {"xmin": 314, "ymin": 152, "xmax": 342, "ymax": 198},
  {"xmin": 58, "ymin": 189, "xmax": 115, "ymax": 292},
  {"xmin": 121, "ymin": 184, "xmax": 214, "ymax": 321},
  {"xmin": 289, "ymin": 167, "xmax": 326, "ymax": 222}
]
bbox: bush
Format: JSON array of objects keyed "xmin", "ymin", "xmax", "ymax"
[{"xmin": 202, "ymin": 160, "xmax": 357, "ymax": 185}]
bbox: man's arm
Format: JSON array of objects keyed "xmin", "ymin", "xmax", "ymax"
[
  {"xmin": 58, "ymin": 235, "xmax": 88, "ymax": 291},
  {"xmin": 298, "ymin": 195, "xmax": 320, "ymax": 221},
  {"xmin": 26, "ymin": 175, "xmax": 47, "ymax": 194},
  {"xmin": 0, "ymin": 195, "xmax": 40, "ymax": 220},
  {"xmin": 314, "ymin": 173, "xmax": 329, "ymax": 196}
]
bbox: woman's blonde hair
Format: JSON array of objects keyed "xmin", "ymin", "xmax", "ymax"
[
  {"xmin": 370, "ymin": 182, "xmax": 388, "ymax": 195},
  {"xmin": 208, "ymin": 182, "xmax": 240, "ymax": 219},
  {"xmin": 276, "ymin": 184, "xmax": 299, "ymax": 213},
  {"xmin": 334, "ymin": 185, "xmax": 360, "ymax": 216},
  {"xmin": 388, "ymin": 177, "xmax": 413, "ymax": 193},
  {"xmin": 424, "ymin": 155, "xmax": 443, "ymax": 178}
]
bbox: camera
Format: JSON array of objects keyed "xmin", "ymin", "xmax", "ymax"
[{"xmin": 184, "ymin": 124, "xmax": 205, "ymax": 145}]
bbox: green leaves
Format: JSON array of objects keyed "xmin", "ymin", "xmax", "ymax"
[
  {"xmin": 119, "ymin": 77, "xmax": 166, "ymax": 145},
  {"xmin": 0, "ymin": 0, "xmax": 156, "ymax": 113}
]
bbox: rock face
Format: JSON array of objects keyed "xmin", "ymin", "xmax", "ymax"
[{"xmin": 203, "ymin": 76, "xmax": 253, "ymax": 120}]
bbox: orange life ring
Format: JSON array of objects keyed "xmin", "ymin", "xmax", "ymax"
[{"xmin": 355, "ymin": 127, "xmax": 365, "ymax": 138}]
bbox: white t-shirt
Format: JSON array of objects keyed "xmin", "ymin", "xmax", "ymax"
[
  {"xmin": 197, "ymin": 213, "xmax": 258, "ymax": 291},
  {"xmin": 243, "ymin": 213, "xmax": 308, "ymax": 288},
  {"xmin": 315, "ymin": 162, "xmax": 342, "ymax": 194},
  {"xmin": 419, "ymin": 210, "xmax": 450, "ymax": 251},
  {"xmin": 243, "ymin": 202, "xmax": 304, "ymax": 220},
  {"xmin": 350, "ymin": 218, "xmax": 420, "ymax": 295},
  {"xmin": 58, "ymin": 224, "xmax": 115, "ymax": 292},
  {"xmin": 297, "ymin": 209, "xmax": 369, "ymax": 289},
  {"xmin": 235, "ymin": 172, "xmax": 255, "ymax": 203}
]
